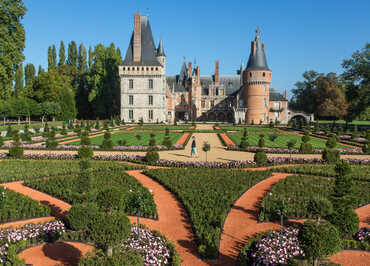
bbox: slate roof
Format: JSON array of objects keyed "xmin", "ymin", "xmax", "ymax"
[
  {"xmin": 122, "ymin": 15, "xmax": 161, "ymax": 66},
  {"xmin": 269, "ymin": 88, "xmax": 287, "ymax": 101},
  {"xmin": 157, "ymin": 39, "xmax": 165, "ymax": 56},
  {"xmin": 246, "ymin": 29, "xmax": 270, "ymax": 71}
]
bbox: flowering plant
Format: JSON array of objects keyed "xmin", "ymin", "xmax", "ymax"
[{"xmin": 356, "ymin": 227, "xmax": 370, "ymax": 243}]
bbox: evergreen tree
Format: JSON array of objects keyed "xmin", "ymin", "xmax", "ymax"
[
  {"xmin": 101, "ymin": 130, "xmax": 113, "ymax": 150},
  {"xmin": 67, "ymin": 41, "xmax": 78, "ymax": 67},
  {"xmin": 14, "ymin": 64, "xmax": 24, "ymax": 96},
  {"xmin": 58, "ymin": 41, "xmax": 66, "ymax": 66},
  {"xmin": 0, "ymin": 0, "xmax": 27, "ymax": 99}
]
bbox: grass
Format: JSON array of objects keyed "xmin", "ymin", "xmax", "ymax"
[
  {"xmin": 0, "ymin": 160, "xmax": 140, "ymax": 183},
  {"xmin": 317, "ymin": 120, "xmax": 370, "ymax": 126},
  {"xmin": 0, "ymin": 121, "xmax": 63, "ymax": 131},
  {"xmin": 65, "ymin": 131, "xmax": 183, "ymax": 146},
  {"xmin": 136, "ymin": 125, "xmax": 193, "ymax": 130},
  {"xmin": 219, "ymin": 126, "xmax": 277, "ymax": 132},
  {"xmin": 227, "ymin": 132, "xmax": 350, "ymax": 149}
]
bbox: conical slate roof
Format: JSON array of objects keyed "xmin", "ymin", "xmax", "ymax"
[
  {"xmin": 157, "ymin": 39, "xmax": 165, "ymax": 56},
  {"xmin": 123, "ymin": 15, "xmax": 161, "ymax": 66},
  {"xmin": 246, "ymin": 29, "xmax": 270, "ymax": 71}
]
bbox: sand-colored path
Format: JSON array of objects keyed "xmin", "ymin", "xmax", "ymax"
[
  {"xmin": 19, "ymin": 241, "xmax": 94, "ymax": 266},
  {"xmin": 356, "ymin": 204, "xmax": 370, "ymax": 228},
  {"xmin": 0, "ymin": 217, "xmax": 55, "ymax": 229},
  {"xmin": 125, "ymin": 170, "xmax": 206, "ymax": 266},
  {"xmin": 330, "ymin": 250, "xmax": 370, "ymax": 266}
]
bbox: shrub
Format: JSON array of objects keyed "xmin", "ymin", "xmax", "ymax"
[
  {"xmin": 117, "ymin": 139, "xmax": 127, "ymax": 146},
  {"xmin": 96, "ymin": 186, "xmax": 125, "ymax": 212},
  {"xmin": 61, "ymin": 123, "xmax": 67, "ymax": 135},
  {"xmin": 299, "ymin": 143, "xmax": 313, "ymax": 153},
  {"xmin": 239, "ymin": 129, "xmax": 248, "ymax": 148},
  {"xmin": 46, "ymin": 130, "xmax": 58, "ymax": 149},
  {"xmin": 145, "ymin": 150, "xmax": 159, "ymax": 163},
  {"xmin": 95, "ymin": 120, "xmax": 100, "ymax": 130},
  {"xmin": 0, "ymin": 135, "xmax": 3, "ymax": 147},
  {"xmin": 101, "ymin": 131, "xmax": 113, "ymax": 150},
  {"xmin": 269, "ymin": 120, "xmax": 274, "ymax": 128},
  {"xmin": 322, "ymin": 149, "xmax": 340, "ymax": 163},
  {"xmin": 162, "ymin": 129, "xmax": 172, "ymax": 148},
  {"xmin": 79, "ymin": 249, "xmax": 143, "ymax": 266},
  {"xmin": 78, "ymin": 146, "xmax": 93, "ymax": 159},
  {"xmin": 258, "ymin": 134, "xmax": 265, "ymax": 148},
  {"xmin": 88, "ymin": 211, "xmax": 131, "ymax": 253},
  {"xmin": 254, "ymin": 149, "xmax": 267, "ymax": 166},
  {"xmin": 268, "ymin": 133, "xmax": 278, "ymax": 142},
  {"xmin": 327, "ymin": 209, "xmax": 359, "ymax": 238},
  {"xmin": 67, "ymin": 203, "xmax": 100, "ymax": 231},
  {"xmin": 298, "ymin": 220, "xmax": 341, "ymax": 266},
  {"xmin": 8, "ymin": 134, "xmax": 23, "ymax": 158},
  {"xmin": 307, "ymin": 197, "xmax": 333, "ymax": 221},
  {"xmin": 149, "ymin": 133, "xmax": 156, "ymax": 146}
]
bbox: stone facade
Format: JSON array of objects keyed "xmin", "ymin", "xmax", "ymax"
[{"xmin": 120, "ymin": 14, "xmax": 291, "ymax": 124}]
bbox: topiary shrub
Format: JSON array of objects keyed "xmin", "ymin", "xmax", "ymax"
[
  {"xmin": 46, "ymin": 130, "xmax": 58, "ymax": 149},
  {"xmin": 67, "ymin": 203, "xmax": 100, "ymax": 231},
  {"xmin": 258, "ymin": 134, "xmax": 265, "ymax": 148},
  {"xmin": 327, "ymin": 208, "xmax": 359, "ymax": 239},
  {"xmin": 254, "ymin": 149, "xmax": 267, "ymax": 166},
  {"xmin": 299, "ymin": 130, "xmax": 313, "ymax": 153},
  {"xmin": 322, "ymin": 149, "xmax": 340, "ymax": 163},
  {"xmin": 8, "ymin": 134, "xmax": 24, "ymax": 158},
  {"xmin": 79, "ymin": 249, "xmax": 143, "ymax": 266},
  {"xmin": 88, "ymin": 211, "xmax": 131, "ymax": 255},
  {"xmin": 162, "ymin": 128, "xmax": 172, "ymax": 148},
  {"xmin": 100, "ymin": 131, "xmax": 113, "ymax": 150},
  {"xmin": 0, "ymin": 135, "xmax": 3, "ymax": 147},
  {"xmin": 149, "ymin": 133, "xmax": 156, "ymax": 146},
  {"xmin": 298, "ymin": 220, "xmax": 341, "ymax": 266},
  {"xmin": 239, "ymin": 129, "xmax": 249, "ymax": 148},
  {"xmin": 307, "ymin": 197, "xmax": 333, "ymax": 221},
  {"xmin": 145, "ymin": 150, "xmax": 160, "ymax": 163},
  {"xmin": 78, "ymin": 146, "xmax": 93, "ymax": 159}
]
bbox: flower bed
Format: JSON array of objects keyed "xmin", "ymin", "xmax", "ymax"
[
  {"xmin": 122, "ymin": 225, "xmax": 181, "ymax": 265},
  {"xmin": 24, "ymin": 169, "xmax": 157, "ymax": 219},
  {"xmin": 238, "ymin": 228, "xmax": 305, "ymax": 265},
  {"xmin": 0, "ymin": 220, "xmax": 66, "ymax": 264},
  {"xmin": 258, "ymin": 175, "xmax": 370, "ymax": 222},
  {"xmin": 143, "ymin": 168, "xmax": 272, "ymax": 258},
  {"xmin": 0, "ymin": 187, "xmax": 50, "ymax": 223},
  {"xmin": 274, "ymin": 165, "xmax": 370, "ymax": 181},
  {"xmin": 227, "ymin": 145, "xmax": 363, "ymax": 154}
]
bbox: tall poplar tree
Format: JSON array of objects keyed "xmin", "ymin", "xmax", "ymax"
[
  {"xmin": 24, "ymin": 63, "xmax": 36, "ymax": 87},
  {"xmin": 0, "ymin": 0, "xmax": 27, "ymax": 99},
  {"xmin": 78, "ymin": 43, "xmax": 87, "ymax": 73},
  {"xmin": 88, "ymin": 46, "xmax": 93, "ymax": 69},
  {"xmin": 58, "ymin": 41, "xmax": 66, "ymax": 66},
  {"xmin": 14, "ymin": 64, "xmax": 24, "ymax": 96},
  {"xmin": 67, "ymin": 41, "xmax": 78, "ymax": 67},
  {"xmin": 52, "ymin": 45, "xmax": 57, "ymax": 68},
  {"xmin": 38, "ymin": 65, "xmax": 45, "ymax": 75},
  {"xmin": 47, "ymin": 46, "xmax": 53, "ymax": 70}
]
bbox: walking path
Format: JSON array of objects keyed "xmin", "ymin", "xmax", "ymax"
[{"xmin": 0, "ymin": 217, "xmax": 55, "ymax": 229}]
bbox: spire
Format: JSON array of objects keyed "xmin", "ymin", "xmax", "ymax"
[
  {"xmin": 246, "ymin": 28, "xmax": 270, "ymax": 71},
  {"xmin": 157, "ymin": 39, "xmax": 165, "ymax": 56}
]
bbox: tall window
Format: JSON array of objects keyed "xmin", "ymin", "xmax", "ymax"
[
  {"xmin": 148, "ymin": 110, "xmax": 153, "ymax": 120},
  {"xmin": 216, "ymin": 87, "xmax": 219, "ymax": 96},
  {"xmin": 129, "ymin": 79, "xmax": 133, "ymax": 89},
  {"xmin": 149, "ymin": 95, "xmax": 153, "ymax": 105},
  {"xmin": 264, "ymin": 98, "xmax": 267, "ymax": 108},
  {"xmin": 211, "ymin": 100, "xmax": 215, "ymax": 108},
  {"xmin": 201, "ymin": 100, "xmax": 205, "ymax": 108},
  {"xmin": 129, "ymin": 95, "xmax": 134, "ymax": 105},
  {"xmin": 264, "ymin": 84, "xmax": 267, "ymax": 91},
  {"xmin": 148, "ymin": 79, "xmax": 153, "ymax": 89},
  {"xmin": 129, "ymin": 110, "xmax": 133, "ymax": 120}
]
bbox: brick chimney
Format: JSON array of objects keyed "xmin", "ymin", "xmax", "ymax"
[
  {"xmin": 215, "ymin": 60, "xmax": 219, "ymax": 85},
  {"xmin": 197, "ymin": 66, "xmax": 200, "ymax": 86},
  {"xmin": 133, "ymin": 14, "xmax": 141, "ymax": 62},
  {"xmin": 188, "ymin": 62, "xmax": 192, "ymax": 77}
]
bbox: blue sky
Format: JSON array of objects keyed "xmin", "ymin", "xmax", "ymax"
[{"xmin": 23, "ymin": 0, "xmax": 369, "ymax": 98}]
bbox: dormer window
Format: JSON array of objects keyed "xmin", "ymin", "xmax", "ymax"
[{"xmin": 263, "ymin": 72, "xmax": 266, "ymax": 77}]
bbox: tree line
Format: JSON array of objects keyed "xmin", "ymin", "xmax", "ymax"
[
  {"xmin": 0, "ymin": 0, "xmax": 122, "ymax": 122},
  {"xmin": 289, "ymin": 43, "xmax": 369, "ymax": 121}
]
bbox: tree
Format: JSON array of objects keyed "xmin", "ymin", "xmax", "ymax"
[
  {"xmin": 289, "ymin": 70, "xmax": 319, "ymax": 114},
  {"xmin": 202, "ymin": 141, "xmax": 211, "ymax": 161},
  {"xmin": 52, "ymin": 45, "xmax": 57, "ymax": 68},
  {"xmin": 57, "ymin": 88, "xmax": 77, "ymax": 120},
  {"xmin": 0, "ymin": 0, "xmax": 27, "ymax": 99},
  {"xmin": 47, "ymin": 46, "xmax": 53, "ymax": 70},
  {"xmin": 342, "ymin": 43, "xmax": 370, "ymax": 121},
  {"xmin": 299, "ymin": 220, "xmax": 341, "ymax": 266},
  {"xmin": 88, "ymin": 46, "xmax": 93, "ymax": 69},
  {"xmin": 14, "ymin": 64, "xmax": 24, "ymax": 96},
  {"xmin": 315, "ymin": 73, "xmax": 348, "ymax": 119},
  {"xmin": 24, "ymin": 63, "xmax": 36, "ymax": 87},
  {"xmin": 239, "ymin": 129, "xmax": 248, "ymax": 148},
  {"xmin": 78, "ymin": 43, "xmax": 88, "ymax": 73},
  {"xmin": 67, "ymin": 41, "xmax": 78, "ymax": 67},
  {"xmin": 58, "ymin": 41, "xmax": 66, "ymax": 66}
]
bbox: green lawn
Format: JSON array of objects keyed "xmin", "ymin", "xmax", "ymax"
[
  {"xmin": 318, "ymin": 120, "xmax": 370, "ymax": 126},
  {"xmin": 0, "ymin": 121, "xmax": 63, "ymax": 131},
  {"xmin": 220, "ymin": 126, "xmax": 276, "ymax": 133},
  {"xmin": 227, "ymin": 132, "xmax": 349, "ymax": 149},
  {"xmin": 66, "ymin": 131, "xmax": 183, "ymax": 146},
  {"xmin": 136, "ymin": 125, "xmax": 193, "ymax": 130}
]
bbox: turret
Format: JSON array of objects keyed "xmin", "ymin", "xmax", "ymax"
[
  {"xmin": 243, "ymin": 28, "xmax": 272, "ymax": 124},
  {"xmin": 156, "ymin": 39, "xmax": 166, "ymax": 71}
]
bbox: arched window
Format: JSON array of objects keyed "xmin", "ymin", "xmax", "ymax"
[{"xmin": 263, "ymin": 72, "xmax": 266, "ymax": 77}]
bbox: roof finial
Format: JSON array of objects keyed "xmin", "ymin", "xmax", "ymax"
[{"xmin": 256, "ymin": 23, "xmax": 261, "ymax": 39}]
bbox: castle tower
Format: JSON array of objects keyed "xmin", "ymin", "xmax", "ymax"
[
  {"xmin": 119, "ymin": 14, "xmax": 167, "ymax": 123},
  {"xmin": 243, "ymin": 28, "xmax": 271, "ymax": 124}
]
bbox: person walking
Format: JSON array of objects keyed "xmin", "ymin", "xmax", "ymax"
[{"xmin": 190, "ymin": 136, "xmax": 198, "ymax": 158}]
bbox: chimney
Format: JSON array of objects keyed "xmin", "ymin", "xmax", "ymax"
[
  {"xmin": 197, "ymin": 66, "xmax": 200, "ymax": 86},
  {"xmin": 133, "ymin": 14, "xmax": 142, "ymax": 62},
  {"xmin": 188, "ymin": 62, "xmax": 192, "ymax": 77},
  {"xmin": 215, "ymin": 60, "xmax": 219, "ymax": 85}
]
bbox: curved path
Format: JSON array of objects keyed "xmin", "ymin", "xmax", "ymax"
[
  {"xmin": 18, "ymin": 241, "xmax": 94, "ymax": 266},
  {"xmin": 330, "ymin": 250, "xmax": 370, "ymax": 266},
  {"xmin": 0, "ymin": 217, "xmax": 55, "ymax": 229}
]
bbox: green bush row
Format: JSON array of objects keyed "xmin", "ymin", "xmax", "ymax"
[{"xmin": 143, "ymin": 168, "xmax": 272, "ymax": 259}]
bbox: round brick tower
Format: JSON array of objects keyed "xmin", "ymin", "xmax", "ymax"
[{"xmin": 243, "ymin": 29, "xmax": 271, "ymax": 124}]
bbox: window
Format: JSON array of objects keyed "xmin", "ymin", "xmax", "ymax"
[
  {"xmin": 264, "ymin": 84, "xmax": 267, "ymax": 92},
  {"xmin": 216, "ymin": 87, "xmax": 219, "ymax": 96},
  {"xmin": 263, "ymin": 113, "xmax": 266, "ymax": 122},
  {"xmin": 201, "ymin": 100, "xmax": 205, "ymax": 108},
  {"xmin": 149, "ymin": 95, "xmax": 153, "ymax": 105},
  {"xmin": 263, "ymin": 72, "xmax": 266, "ymax": 77},
  {"xmin": 148, "ymin": 110, "xmax": 153, "ymax": 120},
  {"xmin": 168, "ymin": 111, "xmax": 171, "ymax": 117},
  {"xmin": 148, "ymin": 79, "xmax": 153, "ymax": 89},
  {"xmin": 211, "ymin": 100, "xmax": 214, "ymax": 108},
  {"xmin": 239, "ymin": 99, "xmax": 244, "ymax": 108},
  {"xmin": 129, "ymin": 79, "xmax": 133, "ymax": 89},
  {"xmin": 249, "ymin": 72, "xmax": 252, "ymax": 77},
  {"xmin": 264, "ymin": 98, "xmax": 267, "ymax": 108},
  {"xmin": 129, "ymin": 95, "xmax": 134, "ymax": 105},
  {"xmin": 129, "ymin": 110, "xmax": 133, "ymax": 120},
  {"xmin": 123, "ymin": 67, "xmax": 126, "ymax": 71}
]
